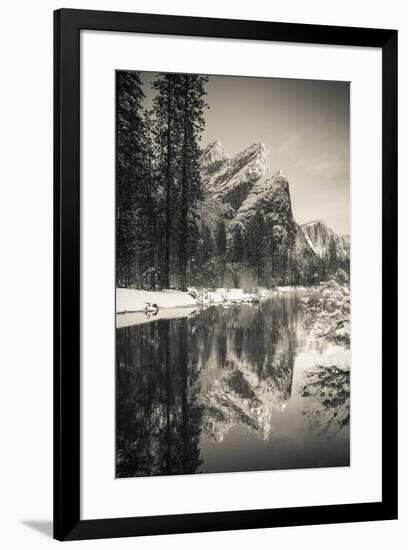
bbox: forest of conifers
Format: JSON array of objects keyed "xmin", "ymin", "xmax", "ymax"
[
  {"xmin": 116, "ymin": 71, "xmax": 348, "ymax": 291},
  {"xmin": 117, "ymin": 70, "xmax": 207, "ymax": 291}
]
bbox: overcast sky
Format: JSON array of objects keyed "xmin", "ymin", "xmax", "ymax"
[{"xmin": 139, "ymin": 72, "xmax": 350, "ymax": 235}]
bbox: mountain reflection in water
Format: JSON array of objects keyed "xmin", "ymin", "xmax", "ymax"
[{"xmin": 116, "ymin": 293, "xmax": 350, "ymax": 477}]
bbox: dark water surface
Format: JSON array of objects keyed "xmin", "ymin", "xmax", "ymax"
[{"xmin": 116, "ymin": 292, "xmax": 350, "ymax": 477}]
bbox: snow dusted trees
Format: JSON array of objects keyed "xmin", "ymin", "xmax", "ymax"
[
  {"xmin": 245, "ymin": 211, "xmax": 267, "ymax": 285},
  {"xmin": 215, "ymin": 220, "xmax": 227, "ymax": 257},
  {"xmin": 117, "ymin": 72, "xmax": 162, "ymax": 289},
  {"xmin": 152, "ymin": 72, "xmax": 208, "ymax": 290},
  {"xmin": 328, "ymin": 235, "xmax": 338, "ymax": 275},
  {"xmin": 151, "ymin": 74, "xmax": 180, "ymax": 289},
  {"xmin": 215, "ymin": 220, "xmax": 227, "ymax": 284},
  {"xmin": 116, "ymin": 71, "xmax": 146, "ymax": 287},
  {"xmin": 116, "ymin": 71, "xmax": 208, "ymax": 290},
  {"xmin": 232, "ymin": 225, "xmax": 244, "ymax": 263},
  {"xmin": 197, "ymin": 225, "xmax": 214, "ymax": 266},
  {"xmin": 177, "ymin": 74, "xmax": 208, "ymax": 290},
  {"xmin": 139, "ymin": 110, "xmax": 159, "ymax": 289}
]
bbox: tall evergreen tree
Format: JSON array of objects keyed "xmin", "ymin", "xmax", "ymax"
[
  {"xmin": 247, "ymin": 212, "xmax": 266, "ymax": 284},
  {"xmin": 281, "ymin": 248, "xmax": 289, "ymax": 285},
  {"xmin": 215, "ymin": 220, "xmax": 227, "ymax": 257},
  {"xmin": 152, "ymin": 73, "xmax": 208, "ymax": 290},
  {"xmin": 198, "ymin": 225, "xmax": 214, "ymax": 266},
  {"xmin": 328, "ymin": 235, "xmax": 338, "ymax": 275},
  {"xmin": 152, "ymin": 74, "xmax": 181, "ymax": 288},
  {"xmin": 177, "ymin": 74, "xmax": 208, "ymax": 290},
  {"xmin": 287, "ymin": 248, "xmax": 299, "ymax": 285},
  {"xmin": 232, "ymin": 225, "xmax": 244, "ymax": 263},
  {"xmin": 116, "ymin": 71, "xmax": 146, "ymax": 287},
  {"xmin": 139, "ymin": 110, "xmax": 159, "ymax": 289},
  {"xmin": 215, "ymin": 220, "xmax": 227, "ymax": 285}
]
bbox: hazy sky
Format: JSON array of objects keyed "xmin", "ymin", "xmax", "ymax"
[{"xmin": 139, "ymin": 72, "xmax": 350, "ymax": 235}]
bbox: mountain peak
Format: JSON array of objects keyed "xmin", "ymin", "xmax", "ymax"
[
  {"xmin": 201, "ymin": 141, "xmax": 229, "ymax": 171},
  {"xmin": 202, "ymin": 141, "xmax": 268, "ymax": 211},
  {"xmin": 301, "ymin": 220, "xmax": 349, "ymax": 260},
  {"xmin": 235, "ymin": 169, "xmax": 292, "ymax": 226},
  {"xmin": 197, "ymin": 138, "xmax": 349, "ymax": 277},
  {"xmin": 302, "ymin": 219, "xmax": 328, "ymax": 229},
  {"xmin": 240, "ymin": 142, "xmax": 266, "ymax": 159},
  {"xmin": 204, "ymin": 140, "xmax": 225, "ymax": 153},
  {"xmin": 271, "ymin": 169, "xmax": 288, "ymax": 184}
]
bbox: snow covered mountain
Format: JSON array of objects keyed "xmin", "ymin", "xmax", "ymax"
[
  {"xmin": 301, "ymin": 220, "xmax": 350, "ymax": 261},
  {"xmin": 200, "ymin": 142, "xmax": 312, "ymax": 257},
  {"xmin": 200, "ymin": 141, "xmax": 350, "ymax": 263},
  {"xmin": 199, "ymin": 334, "xmax": 295, "ymax": 442},
  {"xmin": 201, "ymin": 142, "xmax": 268, "ymax": 213},
  {"xmin": 233, "ymin": 168, "xmax": 316, "ymax": 256},
  {"xmin": 200, "ymin": 140, "xmax": 230, "ymax": 172}
]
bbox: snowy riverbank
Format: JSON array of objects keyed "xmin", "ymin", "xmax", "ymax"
[
  {"xmin": 116, "ymin": 287, "xmax": 265, "ymax": 313},
  {"xmin": 116, "ymin": 285, "xmax": 320, "ymax": 314},
  {"xmin": 117, "ymin": 307, "xmax": 198, "ymax": 328},
  {"xmin": 275, "ymin": 285, "xmax": 312, "ymax": 293},
  {"xmin": 116, "ymin": 288, "xmax": 197, "ymax": 314}
]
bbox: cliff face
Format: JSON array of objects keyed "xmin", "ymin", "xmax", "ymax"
[
  {"xmin": 200, "ymin": 141, "xmax": 349, "ymax": 264},
  {"xmin": 202, "ymin": 142, "xmax": 269, "ymax": 213},
  {"xmin": 199, "ymin": 334, "xmax": 295, "ymax": 443},
  {"xmin": 301, "ymin": 220, "xmax": 350, "ymax": 261},
  {"xmin": 200, "ymin": 140, "xmax": 230, "ymax": 173}
]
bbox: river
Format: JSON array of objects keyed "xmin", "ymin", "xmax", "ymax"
[{"xmin": 116, "ymin": 291, "xmax": 350, "ymax": 477}]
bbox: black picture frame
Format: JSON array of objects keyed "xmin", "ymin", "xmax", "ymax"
[{"xmin": 54, "ymin": 8, "xmax": 398, "ymax": 541}]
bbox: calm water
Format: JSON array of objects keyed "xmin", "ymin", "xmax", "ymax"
[{"xmin": 116, "ymin": 292, "xmax": 350, "ymax": 477}]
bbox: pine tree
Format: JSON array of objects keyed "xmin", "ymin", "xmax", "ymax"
[
  {"xmin": 215, "ymin": 220, "xmax": 227, "ymax": 256},
  {"xmin": 215, "ymin": 220, "xmax": 227, "ymax": 285},
  {"xmin": 248, "ymin": 212, "xmax": 266, "ymax": 285},
  {"xmin": 177, "ymin": 74, "xmax": 208, "ymax": 290},
  {"xmin": 266, "ymin": 225, "xmax": 276, "ymax": 286},
  {"xmin": 319, "ymin": 255, "xmax": 328, "ymax": 282},
  {"xmin": 281, "ymin": 248, "xmax": 289, "ymax": 285},
  {"xmin": 199, "ymin": 225, "xmax": 214, "ymax": 266},
  {"xmin": 151, "ymin": 74, "xmax": 181, "ymax": 288},
  {"xmin": 287, "ymin": 248, "xmax": 299, "ymax": 285},
  {"xmin": 116, "ymin": 71, "xmax": 146, "ymax": 288},
  {"xmin": 139, "ymin": 110, "xmax": 159, "ymax": 289},
  {"xmin": 233, "ymin": 225, "xmax": 244, "ymax": 263},
  {"xmin": 152, "ymin": 73, "xmax": 208, "ymax": 290},
  {"xmin": 328, "ymin": 236, "xmax": 338, "ymax": 276}
]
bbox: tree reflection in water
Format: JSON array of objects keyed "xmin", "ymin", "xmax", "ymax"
[
  {"xmin": 116, "ymin": 318, "xmax": 204, "ymax": 477},
  {"xmin": 299, "ymin": 365, "xmax": 350, "ymax": 437},
  {"xmin": 116, "ymin": 293, "xmax": 349, "ymax": 477}
]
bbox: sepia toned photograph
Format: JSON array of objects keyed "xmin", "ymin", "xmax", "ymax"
[{"xmin": 115, "ymin": 70, "xmax": 350, "ymax": 478}]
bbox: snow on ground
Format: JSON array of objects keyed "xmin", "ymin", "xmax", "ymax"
[
  {"xmin": 117, "ymin": 285, "xmax": 315, "ymax": 315},
  {"xmin": 275, "ymin": 286, "xmax": 314, "ymax": 293},
  {"xmin": 116, "ymin": 288, "xmax": 197, "ymax": 313},
  {"xmin": 117, "ymin": 307, "xmax": 198, "ymax": 328},
  {"xmin": 189, "ymin": 287, "xmax": 262, "ymax": 304},
  {"xmin": 207, "ymin": 288, "xmax": 245, "ymax": 303}
]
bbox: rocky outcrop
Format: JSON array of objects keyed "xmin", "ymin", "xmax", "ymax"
[
  {"xmin": 202, "ymin": 142, "xmax": 269, "ymax": 212},
  {"xmin": 200, "ymin": 142, "xmax": 317, "ymax": 257},
  {"xmin": 199, "ymin": 141, "xmax": 350, "ymax": 281},
  {"xmin": 301, "ymin": 220, "xmax": 349, "ymax": 261},
  {"xmin": 197, "ymin": 319, "xmax": 296, "ymax": 443},
  {"xmin": 200, "ymin": 140, "xmax": 230, "ymax": 173}
]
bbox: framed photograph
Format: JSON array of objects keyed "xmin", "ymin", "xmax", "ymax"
[{"xmin": 54, "ymin": 8, "xmax": 398, "ymax": 541}]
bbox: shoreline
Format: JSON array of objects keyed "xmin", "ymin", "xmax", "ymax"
[
  {"xmin": 116, "ymin": 285, "xmax": 320, "ymax": 314},
  {"xmin": 116, "ymin": 288, "xmax": 197, "ymax": 314}
]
